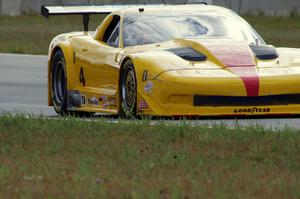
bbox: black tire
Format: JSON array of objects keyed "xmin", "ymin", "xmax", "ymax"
[
  {"xmin": 120, "ymin": 60, "xmax": 137, "ymax": 119},
  {"xmin": 51, "ymin": 50, "xmax": 95, "ymax": 118},
  {"xmin": 51, "ymin": 50, "xmax": 68, "ymax": 115}
]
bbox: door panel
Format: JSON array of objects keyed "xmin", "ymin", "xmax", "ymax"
[
  {"xmin": 83, "ymin": 39, "xmax": 120, "ymax": 95},
  {"xmin": 72, "ymin": 36, "xmax": 120, "ymax": 90},
  {"xmin": 70, "ymin": 14, "xmax": 122, "ymax": 111},
  {"xmin": 71, "ymin": 35, "xmax": 121, "ymax": 110}
]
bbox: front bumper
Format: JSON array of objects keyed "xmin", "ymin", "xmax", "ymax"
[{"xmin": 138, "ymin": 69, "xmax": 300, "ymax": 116}]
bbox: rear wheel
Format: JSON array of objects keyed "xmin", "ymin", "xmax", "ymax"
[
  {"xmin": 120, "ymin": 60, "xmax": 137, "ymax": 119},
  {"xmin": 51, "ymin": 50, "xmax": 68, "ymax": 115},
  {"xmin": 51, "ymin": 50, "xmax": 94, "ymax": 117}
]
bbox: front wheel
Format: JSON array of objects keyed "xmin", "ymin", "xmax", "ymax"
[{"xmin": 120, "ymin": 60, "xmax": 137, "ymax": 119}]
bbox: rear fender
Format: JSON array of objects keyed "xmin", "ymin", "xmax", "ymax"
[{"xmin": 48, "ymin": 41, "xmax": 76, "ymax": 106}]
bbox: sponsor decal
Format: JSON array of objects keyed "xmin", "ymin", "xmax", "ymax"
[
  {"xmin": 144, "ymin": 81, "xmax": 153, "ymax": 93},
  {"xmin": 109, "ymin": 97, "xmax": 117, "ymax": 107},
  {"xmin": 99, "ymin": 96, "xmax": 108, "ymax": 108},
  {"xmin": 81, "ymin": 95, "xmax": 86, "ymax": 105},
  {"xmin": 88, "ymin": 96, "xmax": 99, "ymax": 105},
  {"xmin": 99, "ymin": 95, "xmax": 108, "ymax": 102},
  {"xmin": 234, "ymin": 107, "xmax": 271, "ymax": 114},
  {"xmin": 139, "ymin": 100, "xmax": 149, "ymax": 110},
  {"xmin": 99, "ymin": 96, "xmax": 118, "ymax": 108}
]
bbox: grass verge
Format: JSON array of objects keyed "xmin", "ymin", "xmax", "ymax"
[
  {"xmin": 0, "ymin": 115, "xmax": 300, "ymax": 198},
  {"xmin": 0, "ymin": 15, "xmax": 300, "ymax": 55},
  {"xmin": 0, "ymin": 14, "xmax": 103, "ymax": 55},
  {"xmin": 245, "ymin": 16, "xmax": 300, "ymax": 48}
]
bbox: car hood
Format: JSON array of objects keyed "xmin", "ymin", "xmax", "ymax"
[
  {"xmin": 121, "ymin": 37, "xmax": 300, "ymax": 75},
  {"xmin": 120, "ymin": 38, "xmax": 300, "ymax": 97},
  {"xmin": 122, "ymin": 37, "xmax": 300, "ymax": 67}
]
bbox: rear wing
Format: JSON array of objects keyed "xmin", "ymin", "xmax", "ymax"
[{"xmin": 41, "ymin": 2, "xmax": 210, "ymax": 31}]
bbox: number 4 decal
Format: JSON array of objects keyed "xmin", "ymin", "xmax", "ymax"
[{"xmin": 80, "ymin": 67, "xmax": 86, "ymax": 87}]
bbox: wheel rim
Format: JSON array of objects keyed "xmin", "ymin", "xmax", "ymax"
[
  {"xmin": 53, "ymin": 61, "xmax": 66, "ymax": 104},
  {"xmin": 122, "ymin": 68, "xmax": 136, "ymax": 110}
]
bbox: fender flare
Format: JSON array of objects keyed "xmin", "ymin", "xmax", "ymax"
[{"xmin": 48, "ymin": 41, "xmax": 76, "ymax": 106}]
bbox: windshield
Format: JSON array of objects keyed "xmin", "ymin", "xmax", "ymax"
[{"xmin": 123, "ymin": 11, "xmax": 265, "ymax": 47}]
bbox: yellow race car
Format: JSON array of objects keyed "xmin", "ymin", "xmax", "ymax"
[{"xmin": 42, "ymin": 4, "xmax": 300, "ymax": 118}]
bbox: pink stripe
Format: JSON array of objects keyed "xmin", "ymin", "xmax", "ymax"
[
  {"xmin": 202, "ymin": 41, "xmax": 259, "ymax": 96},
  {"xmin": 227, "ymin": 67, "xmax": 259, "ymax": 96}
]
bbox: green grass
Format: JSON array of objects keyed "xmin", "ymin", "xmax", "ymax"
[
  {"xmin": 244, "ymin": 16, "xmax": 300, "ymax": 48},
  {"xmin": 0, "ymin": 14, "xmax": 104, "ymax": 55},
  {"xmin": 0, "ymin": 115, "xmax": 300, "ymax": 198},
  {"xmin": 0, "ymin": 15, "xmax": 300, "ymax": 55}
]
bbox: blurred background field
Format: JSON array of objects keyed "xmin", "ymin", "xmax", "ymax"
[
  {"xmin": 0, "ymin": 116, "xmax": 300, "ymax": 198},
  {"xmin": 0, "ymin": 15, "xmax": 104, "ymax": 55},
  {"xmin": 0, "ymin": 15, "xmax": 300, "ymax": 55}
]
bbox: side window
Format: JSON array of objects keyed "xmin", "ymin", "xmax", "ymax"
[
  {"xmin": 103, "ymin": 15, "xmax": 120, "ymax": 47},
  {"xmin": 107, "ymin": 22, "xmax": 120, "ymax": 48}
]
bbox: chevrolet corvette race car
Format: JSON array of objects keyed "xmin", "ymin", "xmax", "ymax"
[{"xmin": 42, "ymin": 4, "xmax": 300, "ymax": 118}]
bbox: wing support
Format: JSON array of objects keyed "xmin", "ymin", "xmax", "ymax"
[{"xmin": 41, "ymin": 5, "xmax": 111, "ymax": 31}]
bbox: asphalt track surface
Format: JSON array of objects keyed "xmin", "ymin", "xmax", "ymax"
[
  {"xmin": 0, "ymin": 54, "xmax": 56, "ymax": 116},
  {"xmin": 1, "ymin": 53, "xmax": 300, "ymax": 130}
]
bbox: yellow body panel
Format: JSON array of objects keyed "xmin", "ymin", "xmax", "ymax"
[{"xmin": 47, "ymin": 5, "xmax": 300, "ymax": 116}]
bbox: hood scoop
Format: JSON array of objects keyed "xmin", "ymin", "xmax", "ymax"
[
  {"xmin": 167, "ymin": 47, "xmax": 207, "ymax": 62},
  {"xmin": 250, "ymin": 45, "xmax": 279, "ymax": 60}
]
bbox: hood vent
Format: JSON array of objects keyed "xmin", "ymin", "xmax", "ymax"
[
  {"xmin": 167, "ymin": 47, "xmax": 207, "ymax": 62},
  {"xmin": 250, "ymin": 45, "xmax": 279, "ymax": 60}
]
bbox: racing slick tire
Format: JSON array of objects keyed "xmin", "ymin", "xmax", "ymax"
[
  {"xmin": 51, "ymin": 50, "xmax": 94, "ymax": 117},
  {"xmin": 51, "ymin": 50, "xmax": 68, "ymax": 116},
  {"xmin": 120, "ymin": 60, "xmax": 137, "ymax": 119}
]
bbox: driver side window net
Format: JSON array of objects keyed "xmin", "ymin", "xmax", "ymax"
[
  {"xmin": 103, "ymin": 15, "xmax": 120, "ymax": 48},
  {"xmin": 107, "ymin": 22, "xmax": 120, "ymax": 48}
]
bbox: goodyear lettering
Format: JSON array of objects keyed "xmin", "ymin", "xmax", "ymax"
[{"xmin": 234, "ymin": 107, "xmax": 271, "ymax": 114}]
